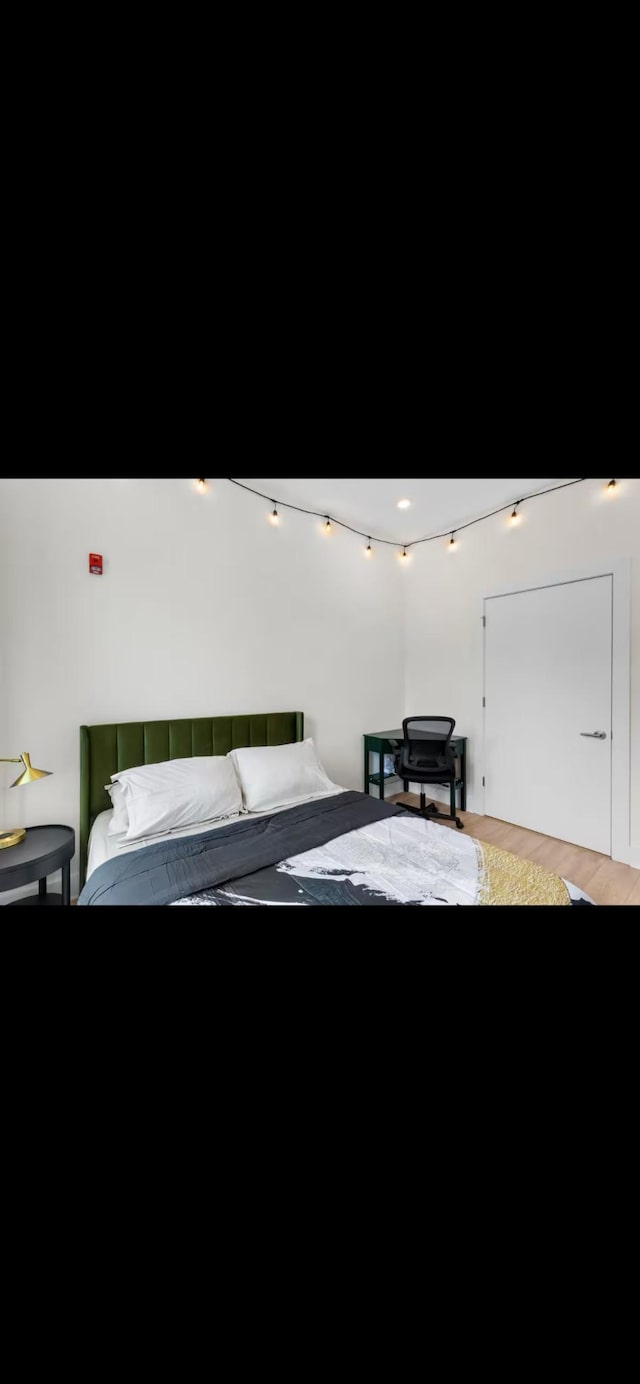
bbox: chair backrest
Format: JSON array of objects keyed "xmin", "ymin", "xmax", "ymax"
[{"xmin": 402, "ymin": 717, "xmax": 456, "ymax": 772}]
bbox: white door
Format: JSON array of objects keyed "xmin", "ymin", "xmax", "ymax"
[{"xmin": 484, "ymin": 576, "xmax": 612, "ymax": 854}]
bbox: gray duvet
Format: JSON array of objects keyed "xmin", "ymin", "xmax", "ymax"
[{"xmin": 77, "ymin": 793, "xmax": 404, "ymax": 906}]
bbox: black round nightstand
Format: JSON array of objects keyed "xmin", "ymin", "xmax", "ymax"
[{"xmin": 0, "ymin": 825, "xmax": 75, "ymax": 906}]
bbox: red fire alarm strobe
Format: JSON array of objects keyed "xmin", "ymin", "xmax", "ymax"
[{"xmin": 89, "ymin": 553, "xmax": 103, "ymax": 575}]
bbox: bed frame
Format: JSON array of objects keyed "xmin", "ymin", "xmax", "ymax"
[{"xmin": 79, "ymin": 711, "xmax": 304, "ymax": 889}]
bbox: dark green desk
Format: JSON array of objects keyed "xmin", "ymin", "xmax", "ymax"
[{"xmin": 364, "ymin": 730, "xmax": 467, "ymax": 810}]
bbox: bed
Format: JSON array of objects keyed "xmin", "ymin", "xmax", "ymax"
[{"xmin": 78, "ymin": 712, "xmax": 594, "ymax": 907}]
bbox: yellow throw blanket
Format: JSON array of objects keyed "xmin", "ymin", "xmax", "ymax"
[{"xmin": 478, "ymin": 841, "xmax": 570, "ymax": 906}]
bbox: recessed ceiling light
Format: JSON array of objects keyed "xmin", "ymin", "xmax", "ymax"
[{"xmin": 397, "ymin": 498, "xmax": 411, "ymax": 509}]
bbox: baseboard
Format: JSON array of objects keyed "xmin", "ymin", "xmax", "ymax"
[{"xmin": 612, "ymin": 844, "xmax": 640, "ymax": 868}]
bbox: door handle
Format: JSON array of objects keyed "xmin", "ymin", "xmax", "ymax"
[{"xmin": 580, "ymin": 731, "xmax": 607, "ymax": 739}]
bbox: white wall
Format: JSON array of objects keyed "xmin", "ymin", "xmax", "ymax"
[
  {"xmin": 403, "ymin": 477, "xmax": 640, "ymax": 859},
  {"xmin": 0, "ymin": 478, "xmax": 405, "ymax": 898}
]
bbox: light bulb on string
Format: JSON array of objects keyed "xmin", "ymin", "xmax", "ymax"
[
  {"xmin": 196, "ymin": 478, "xmax": 206, "ymax": 493},
  {"xmin": 607, "ymin": 479, "xmax": 617, "ymax": 494},
  {"xmin": 365, "ymin": 539, "xmax": 373, "ymax": 558},
  {"xmin": 399, "ymin": 545, "xmax": 408, "ymax": 561},
  {"xmin": 510, "ymin": 502, "xmax": 522, "ymax": 525},
  {"xmin": 449, "ymin": 533, "xmax": 457, "ymax": 551},
  {"xmin": 324, "ymin": 517, "xmax": 332, "ymax": 533},
  {"xmin": 269, "ymin": 504, "xmax": 280, "ymax": 526}
]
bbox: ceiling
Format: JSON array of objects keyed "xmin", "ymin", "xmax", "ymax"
[{"xmin": 238, "ymin": 478, "xmax": 569, "ymax": 542}]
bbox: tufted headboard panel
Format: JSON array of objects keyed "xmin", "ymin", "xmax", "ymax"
[{"xmin": 79, "ymin": 711, "xmax": 304, "ymax": 888}]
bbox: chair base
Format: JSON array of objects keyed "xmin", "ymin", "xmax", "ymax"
[{"xmin": 401, "ymin": 795, "xmax": 465, "ymax": 831}]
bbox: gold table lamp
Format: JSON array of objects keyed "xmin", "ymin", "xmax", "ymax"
[{"xmin": 1, "ymin": 753, "xmax": 52, "ymax": 848}]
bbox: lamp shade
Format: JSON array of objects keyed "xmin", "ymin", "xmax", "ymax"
[{"xmin": 9, "ymin": 753, "xmax": 52, "ymax": 788}]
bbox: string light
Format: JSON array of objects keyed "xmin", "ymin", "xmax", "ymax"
[{"xmin": 203, "ymin": 478, "xmax": 613, "ymax": 557}]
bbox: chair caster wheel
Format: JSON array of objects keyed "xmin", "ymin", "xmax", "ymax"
[{"xmin": 456, "ymin": 819, "xmax": 464, "ymax": 830}]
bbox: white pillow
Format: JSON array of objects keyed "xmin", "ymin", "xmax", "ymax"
[
  {"xmin": 106, "ymin": 781, "xmax": 129, "ymax": 837},
  {"xmin": 111, "ymin": 756, "xmax": 242, "ymax": 843},
  {"xmin": 230, "ymin": 738, "xmax": 339, "ymax": 814}
]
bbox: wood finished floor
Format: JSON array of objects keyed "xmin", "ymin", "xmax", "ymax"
[{"xmin": 390, "ymin": 793, "xmax": 640, "ymax": 906}]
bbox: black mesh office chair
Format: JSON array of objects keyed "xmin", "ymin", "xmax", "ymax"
[{"xmin": 397, "ymin": 717, "xmax": 464, "ymax": 830}]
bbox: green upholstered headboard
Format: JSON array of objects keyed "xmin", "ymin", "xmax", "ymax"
[{"xmin": 79, "ymin": 711, "xmax": 304, "ymax": 889}]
